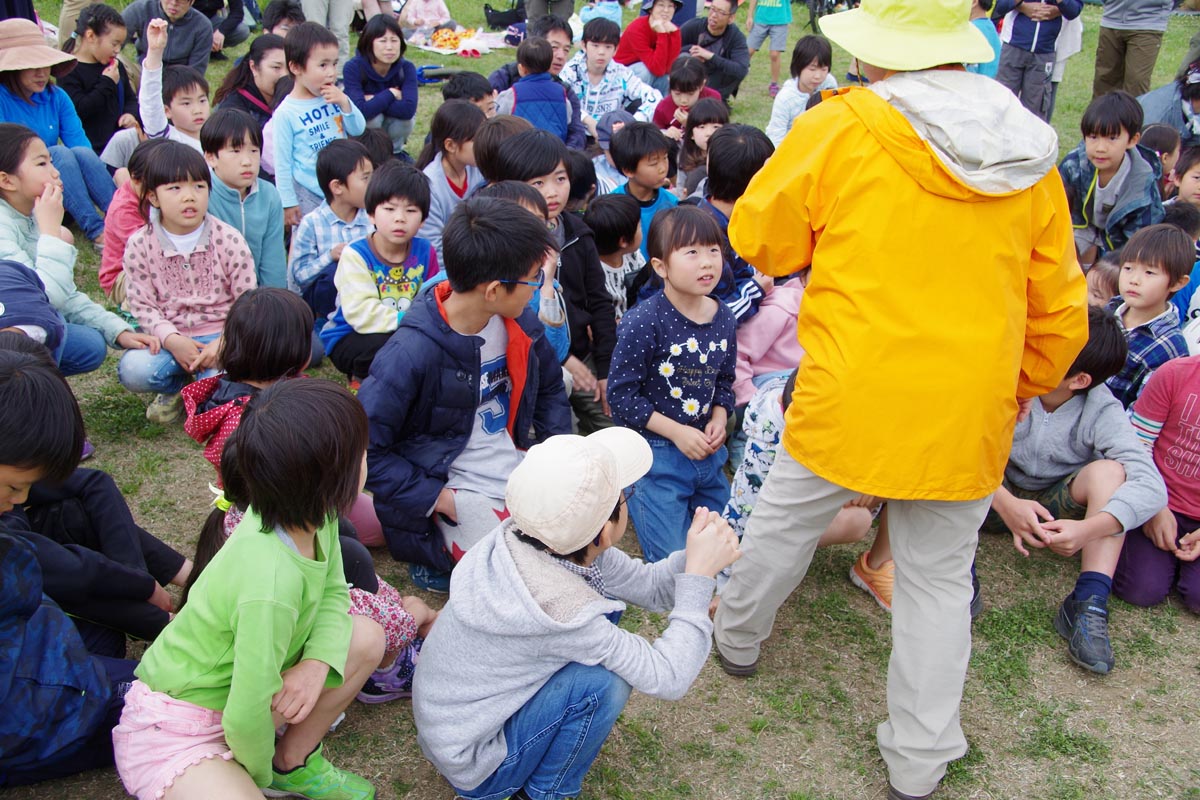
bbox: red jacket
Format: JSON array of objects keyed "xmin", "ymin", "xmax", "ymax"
[
  {"xmin": 614, "ymin": 16, "xmax": 680, "ymax": 78},
  {"xmin": 652, "ymin": 85, "xmax": 721, "ymax": 129}
]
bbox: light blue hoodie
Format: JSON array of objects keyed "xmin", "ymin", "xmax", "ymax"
[{"xmin": 207, "ymin": 173, "xmax": 287, "ymax": 289}]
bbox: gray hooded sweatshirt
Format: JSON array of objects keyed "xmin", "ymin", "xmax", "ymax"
[
  {"xmin": 1004, "ymin": 385, "xmax": 1167, "ymax": 531},
  {"xmin": 412, "ymin": 522, "xmax": 716, "ymax": 791}
]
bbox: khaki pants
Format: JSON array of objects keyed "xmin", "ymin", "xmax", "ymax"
[
  {"xmin": 1093, "ymin": 26, "xmax": 1164, "ymax": 99},
  {"xmin": 57, "ymin": 0, "xmax": 91, "ymax": 46},
  {"xmin": 714, "ymin": 449, "xmax": 991, "ymax": 796}
]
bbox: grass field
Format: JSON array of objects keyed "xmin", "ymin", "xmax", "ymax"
[{"xmin": 13, "ymin": 2, "xmax": 1200, "ymax": 798}]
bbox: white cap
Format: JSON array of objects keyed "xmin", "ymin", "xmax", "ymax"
[{"xmin": 505, "ymin": 428, "xmax": 652, "ymax": 554}]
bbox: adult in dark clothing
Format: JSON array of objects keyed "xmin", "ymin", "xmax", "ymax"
[
  {"xmin": 678, "ymin": 0, "xmax": 750, "ymax": 101},
  {"xmin": 122, "ymin": 0, "xmax": 213, "ymax": 73},
  {"xmin": 194, "ymin": 0, "xmax": 250, "ymax": 58}
]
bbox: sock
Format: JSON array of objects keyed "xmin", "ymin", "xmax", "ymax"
[{"xmin": 1072, "ymin": 571, "xmax": 1112, "ymax": 605}]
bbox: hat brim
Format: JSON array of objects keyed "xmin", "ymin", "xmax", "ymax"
[
  {"xmin": 586, "ymin": 428, "xmax": 652, "ymax": 491},
  {"xmin": 0, "ymin": 45, "xmax": 76, "ymax": 78},
  {"xmin": 819, "ymin": 7, "xmax": 995, "ymax": 72}
]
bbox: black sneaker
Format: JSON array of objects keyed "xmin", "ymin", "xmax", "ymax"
[
  {"xmin": 1054, "ymin": 594, "xmax": 1113, "ymax": 675},
  {"xmin": 970, "ymin": 573, "xmax": 983, "ymax": 620}
]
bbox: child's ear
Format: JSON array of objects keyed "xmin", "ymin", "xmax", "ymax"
[
  {"xmin": 1171, "ymin": 274, "xmax": 1190, "ymax": 294},
  {"xmin": 162, "ymin": 103, "xmax": 173, "ymax": 121},
  {"xmin": 329, "ymin": 178, "xmax": 345, "ymax": 196},
  {"xmin": 203, "ymin": 152, "xmax": 219, "ymax": 169},
  {"xmin": 650, "ymin": 256, "xmax": 667, "ymax": 278},
  {"xmin": 1066, "ymin": 372, "xmax": 1093, "ymax": 392},
  {"xmin": 0, "ymin": 170, "xmax": 18, "ymax": 194},
  {"xmin": 146, "ymin": 190, "xmax": 161, "ymax": 209},
  {"xmin": 482, "ymin": 279, "xmax": 504, "ymax": 302},
  {"xmin": 1128, "ymin": 131, "xmax": 1141, "ymax": 149}
]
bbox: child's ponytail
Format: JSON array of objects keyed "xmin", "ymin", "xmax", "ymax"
[
  {"xmin": 62, "ymin": 3, "xmax": 126, "ymax": 54},
  {"xmin": 416, "ymin": 99, "xmax": 486, "ymax": 169}
]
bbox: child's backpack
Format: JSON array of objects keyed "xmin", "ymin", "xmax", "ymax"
[{"xmin": 484, "ymin": 0, "xmax": 525, "ymax": 30}]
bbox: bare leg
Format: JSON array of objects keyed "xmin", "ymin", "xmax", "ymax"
[
  {"xmin": 769, "ymin": 51, "xmax": 781, "ymax": 85},
  {"xmin": 867, "ymin": 506, "xmax": 893, "ymax": 568},
  {"xmin": 1070, "ymin": 459, "xmax": 1127, "ymax": 577},
  {"xmin": 818, "ymin": 505, "xmax": 873, "ymax": 547},
  {"xmin": 164, "ymin": 756, "xmax": 262, "ymax": 800}
]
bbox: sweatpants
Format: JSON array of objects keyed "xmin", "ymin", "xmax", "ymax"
[
  {"xmin": 996, "ymin": 42, "xmax": 1055, "ymax": 122},
  {"xmin": 714, "ymin": 449, "xmax": 991, "ymax": 796},
  {"xmin": 436, "ymin": 488, "xmax": 509, "ymax": 561}
]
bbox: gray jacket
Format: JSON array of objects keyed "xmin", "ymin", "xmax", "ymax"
[
  {"xmin": 412, "ymin": 522, "xmax": 715, "ymax": 790},
  {"xmin": 416, "ymin": 154, "xmax": 484, "ymax": 265},
  {"xmin": 1004, "ymin": 386, "xmax": 1167, "ymax": 531},
  {"xmin": 123, "ymin": 0, "xmax": 212, "ymax": 73},
  {"xmin": 1101, "ymin": 0, "xmax": 1171, "ymax": 32}
]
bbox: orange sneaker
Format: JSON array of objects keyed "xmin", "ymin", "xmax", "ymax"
[{"xmin": 850, "ymin": 551, "xmax": 894, "ymax": 612}]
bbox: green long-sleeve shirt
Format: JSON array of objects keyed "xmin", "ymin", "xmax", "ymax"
[{"xmin": 135, "ymin": 508, "xmax": 351, "ymax": 787}]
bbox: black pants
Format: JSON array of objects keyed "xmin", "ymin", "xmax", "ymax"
[
  {"xmin": 337, "ymin": 516, "xmax": 378, "ymax": 593},
  {"xmin": 329, "ymin": 331, "xmax": 393, "ymax": 381}
]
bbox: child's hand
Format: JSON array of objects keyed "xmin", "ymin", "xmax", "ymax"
[
  {"xmin": 673, "ymin": 424, "xmax": 715, "ymax": 460},
  {"xmin": 434, "ymin": 487, "xmax": 457, "ymax": 523},
  {"xmin": 102, "ymin": 58, "xmax": 121, "ymax": 84},
  {"xmin": 389, "ymin": 87, "xmax": 404, "ymax": 99},
  {"xmin": 663, "ymin": 126, "xmax": 684, "ymax": 141},
  {"xmin": 1144, "ymin": 507, "xmax": 1178, "ymax": 553},
  {"xmin": 1039, "ymin": 518, "xmax": 1095, "ymax": 557},
  {"xmin": 845, "ymin": 494, "xmax": 880, "ymax": 509},
  {"xmin": 190, "ymin": 336, "xmax": 222, "ymax": 373},
  {"xmin": 117, "ymin": 113, "xmax": 140, "ymax": 130},
  {"xmin": 754, "ymin": 273, "xmax": 774, "ymax": 294},
  {"xmin": 673, "ymin": 108, "xmax": 688, "ymax": 127},
  {"xmin": 683, "ymin": 507, "xmax": 741, "ymax": 578},
  {"xmin": 272, "ymin": 659, "xmax": 330, "ymax": 724},
  {"xmin": 211, "ymin": 29, "xmax": 225, "ymax": 52},
  {"xmin": 164, "ymin": 333, "xmax": 201, "ymax": 371},
  {"xmin": 320, "ymin": 82, "xmax": 351, "ymax": 112},
  {"xmin": 284, "ymin": 206, "xmax": 302, "ymax": 227},
  {"xmin": 996, "ymin": 495, "xmax": 1053, "ymax": 557},
  {"xmin": 703, "ymin": 407, "xmax": 727, "ymax": 450},
  {"xmin": 1177, "ymin": 528, "xmax": 1200, "ymax": 562},
  {"xmin": 33, "ymin": 181, "xmax": 65, "ymax": 235},
  {"xmin": 146, "ymin": 18, "xmax": 169, "ymax": 54},
  {"xmin": 116, "ymin": 330, "xmax": 161, "ymax": 354},
  {"xmin": 1015, "ymin": 397, "xmax": 1033, "ymax": 423},
  {"xmin": 147, "ymin": 582, "xmax": 174, "ymax": 613},
  {"xmin": 564, "ymin": 355, "xmax": 598, "ymax": 395}
]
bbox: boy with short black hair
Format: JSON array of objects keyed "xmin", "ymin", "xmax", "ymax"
[
  {"xmin": 653, "ymin": 56, "xmax": 722, "ymax": 139},
  {"xmin": 441, "ymin": 71, "xmax": 498, "ymax": 118},
  {"xmin": 262, "ymin": 0, "xmax": 305, "ymax": 37},
  {"xmin": 289, "ymin": 139, "xmax": 376, "ymax": 322},
  {"xmin": 1106, "ymin": 223, "xmax": 1193, "ymax": 408},
  {"xmin": 201, "ymin": 109, "xmax": 287, "ymax": 289},
  {"xmin": 1161, "ymin": 200, "xmax": 1200, "ymax": 321},
  {"xmin": 611, "ymin": 122, "xmax": 678, "ymax": 261},
  {"xmin": 1059, "ymin": 90, "xmax": 1164, "ymax": 264},
  {"xmin": 982, "ymin": 305, "xmax": 1167, "ymax": 675},
  {"xmin": 560, "ymin": 18, "xmax": 663, "ymax": 138},
  {"xmin": 320, "ymin": 161, "xmax": 437, "ymax": 385},
  {"xmin": 496, "ymin": 38, "xmax": 573, "ymax": 143},
  {"xmin": 1172, "ymin": 146, "xmax": 1200, "ymax": 207},
  {"xmin": 358, "ymin": 198, "xmax": 572, "ymax": 581},
  {"xmin": 585, "ymin": 192, "xmax": 644, "ymax": 320}
]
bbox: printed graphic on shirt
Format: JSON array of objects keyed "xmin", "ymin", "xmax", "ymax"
[
  {"xmin": 375, "ymin": 262, "xmax": 427, "ymax": 313},
  {"xmin": 298, "ymin": 103, "xmax": 348, "ymax": 154},
  {"xmin": 1163, "ymin": 389, "xmax": 1200, "ymax": 479},
  {"xmin": 478, "ymin": 352, "xmax": 512, "ymax": 435},
  {"xmin": 659, "ymin": 336, "xmax": 728, "ymax": 416}
]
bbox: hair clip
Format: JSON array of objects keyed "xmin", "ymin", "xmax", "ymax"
[{"xmin": 209, "ymin": 483, "xmax": 232, "ymax": 512}]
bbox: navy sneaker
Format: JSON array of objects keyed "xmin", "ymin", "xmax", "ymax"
[
  {"xmin": 409, "ymin": 563, "xmax": 451, "ymax": 594},
  {"xmin": 1054, "ymin": 594, "xmax": 1114, "ymax": 675}
]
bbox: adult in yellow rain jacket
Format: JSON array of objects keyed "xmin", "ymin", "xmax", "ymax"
[{"xmin": 712, "ymin": 1, "xmax": 1088, "ymax": 798}]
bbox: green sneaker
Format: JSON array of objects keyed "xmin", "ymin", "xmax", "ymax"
[{"xmin": 263, "ymin": 744, "xmax": 375, "ymax": 799}]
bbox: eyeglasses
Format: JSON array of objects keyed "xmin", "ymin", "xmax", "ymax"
[
  {"xmin": 708, "ymin": 5, "xmax": 733, "ymax": 17},
  {"xmin": 501, "ymin": 267, "xmax": 546, "ymax": 290}
]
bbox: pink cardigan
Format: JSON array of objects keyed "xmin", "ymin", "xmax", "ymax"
[
  {"xmin": 733, "ymin": 283, "xmax": 804, "ymax": 406},
  {"xmin": 123, "ymin": 216, "xmax": 257, "ymax": 342}
]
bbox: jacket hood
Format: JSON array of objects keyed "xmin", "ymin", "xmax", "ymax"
[
  {"xmin": 848, "ymin": 69, "xmax": 1059, "ymax": 198},
  {"xmin": 449, "ymin": 522, "xmax": 622, "ymax": 638},
  {"xmin": 182, "ymin": 375, "xmax": 252, "ymax": 473}
]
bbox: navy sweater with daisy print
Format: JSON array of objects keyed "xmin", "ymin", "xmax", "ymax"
[{"xmin": 607, "ymin": 290, "xmax": 737, "ymax": 435}]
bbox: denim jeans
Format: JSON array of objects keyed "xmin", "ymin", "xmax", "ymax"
[
  {"xmin": 627, "ymin": 436, "xmax": 730, "ymax": 562},
  {"xmin": 49, "ymin": 144, "xmax": 114, "ymax": 240},
  {"xmin": 54, "ymin": 323, "xmax": 108, "ymax": 377},
  {"xmin": 117, "ymin": 332, "xmax": 221, "ymax": 395},
  {"xmin": 454, "ymin": 663, "xmax": 631, "ymax": 800},
  {"xmin": 626, "ymin": 62, "xmax": 670, "ymax": 95}
]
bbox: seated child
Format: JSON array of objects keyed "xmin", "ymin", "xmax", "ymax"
[
  {"xmin": 358, "ymin": 198, "xmax": 572, "ymax": 582},
  {"xmin": 1059, "ymin": 91, "xmax": 1164, "ymax": 266},
  {"xmin": 416, "ymin": 100, "xmax": 487, "ymax": 263},
  {"xmin": 100, "ymin": 139, "xmax": 169, "ymax": 307},
  {"xmin": 585, "ymin": 192, "xmax": 645, "ymax": 321},
  {"xmin": 765, "ymin": 34, "xmax": 836, "ymax": 148},
  {"xmin": 136, "ymin": 20, "xmax": 211, "ymax": 154},
  {"xmin": 276, "ymin": 22, "xmax": 368, "ymax": 223},
  {"xmin": 1172, "ymin": 146, "xmax": 1200, "ymax": 208},
  {"xmin": 1105, "ymin": 224, "xmax": 1192, "ymax": 409},
  {"xmin": 724, "ymin": 370, "xmax": 894, "ymax": 609},
  {"xmin": 1086, "ymin": 251, "xmax": 1120, "ymax": 308},
  {"xmin": 0, "ymin": 349, "xmax": 138, "ymax": 788},
  {"xmin": 653, "ymin": 57, "xmax": 722, "ymax": 141},
  {"xmin": 412, "ymin": 429, "xmax": 742, "ymax": 800},
  {"xmin": 112, "ymin": 380, "xmax": 386, "ymax": 800},
  {"xmin": 0, "ymin": 263, "xmax": 64, "ymax": 354},
  {"xmin": 492, "ymin": 130, "xmax": 619, "ymax": 434},
  {"xmin": 981, "ymin": 306, "xmax": 1167, "ymax": 674},
  {"xmin": 1118, "ymin": 354, "xmax": 1200, "ymax": 612},
  {"xmin": 593, "ymin": 109, "xmax": 635, "ymax": 196},
  {"xmin": 565, "ymin": 149, "xmax": 597, "ymax": 215},
  {"xmin": 611, "ymin": 122, "xmax": 678, "ymax": 261},
  {"xmin": 497, "ymin": 38, "xmax": 573, "ymax": 144},
  {"xmin": 400, "ymin": 0, "xmax": 453, "ymax": 30},
  {"xmin": 200, "ymin": 110, "xmax": 286, "ymax": 291},
  {"xmin": 560, "ymin": 18, "xmax": 662, "ymax": 138},
  {"xmin": 58, "ymin": 4, "xmax": 141, "ymax": 155},
  {"xmin": 440, "ymin": 70, "xmax": 498, "ymax": 118},
  {"xmin": 0, "ymin": 124, "xmax": 156, "ymax": 378},
  {"xmin": 288, "ymin": 139, "xmax": 376, "ymax": 322},
  {"xmin": 607, "ymin": 206, "xmax": 737, "ymax": 561},
  {"xmin": 319, "ymin": 161, "xmax": 439, "ymax": 386},
  {"xmin": 343, "ymin": 14, "xmax": 419, "ymax": 155},
  {"xmin": 1141, "ymin": 123, "xmax": 1181, "ymax": 200},
  {"xmin": 676, "ymin": 97, "xmax": 728, "ymax": 199},
  {"xmin": 1161, "ymin": 200, "xmax": 1200, "ymax": 321},
  {"xmin": 118, "ymin": 142, "xmax": 257, "ymax": 423}
]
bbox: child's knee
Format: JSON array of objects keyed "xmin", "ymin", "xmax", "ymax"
[
  {"xmin": 1075, "ymin": 459, "xmax": 1126, "ymax": 500},
  {"xmin": 347, "ymin": 614, "xmax": 386, "ymax": 670}
]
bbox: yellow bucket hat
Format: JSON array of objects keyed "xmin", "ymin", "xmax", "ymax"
[{"xmin": 819, "ymin": 0, "xmax": 995, "ymax": 72}]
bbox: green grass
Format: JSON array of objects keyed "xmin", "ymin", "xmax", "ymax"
[{"xmin": 16, "ymin": 1, "xmax": 1200, "ymax": 799}]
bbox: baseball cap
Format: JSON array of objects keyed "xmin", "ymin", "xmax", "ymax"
[
  {"xmin": 505, "ymin": 428, "xmax": 652, "ymax": 554},
  {"xmin": 597, "ymin": 109, "xmax": 637, "ymax": 151}
]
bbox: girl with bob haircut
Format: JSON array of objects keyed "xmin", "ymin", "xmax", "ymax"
[
  {"xmin": 343, "ymin": 14, "xmax": 418, "ymax": 154},
  {"xmin": 677, "ymin": 96, "xmax": 729, "ymax": 198},
  {"xmin": 113, "ymin": 379, "xmax": 387, "ymax": 800}
]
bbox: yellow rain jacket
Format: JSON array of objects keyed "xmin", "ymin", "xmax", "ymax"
[{"xmin": 729, "ymin": 69, "xmax": 1088, "ymax": 501}]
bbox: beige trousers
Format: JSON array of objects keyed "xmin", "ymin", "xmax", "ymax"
[{"xmin": 714, "ymin": 448, "xmax": 991, "ymax": 796}]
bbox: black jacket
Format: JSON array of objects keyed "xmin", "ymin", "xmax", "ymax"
[
  {"xmin": 678, "ymin": 18, "xmax": 750, "ymax": 100},
  {"xmin": 558, "ymin": 212, "xmax": 618, "ymax": 378}
]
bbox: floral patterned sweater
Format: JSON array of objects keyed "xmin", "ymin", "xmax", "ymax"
[{"xmin": 607, "ymin": 290, "xmax": 736, "ymax": 435}]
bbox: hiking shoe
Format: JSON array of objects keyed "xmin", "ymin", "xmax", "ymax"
[
  {"xmin": 849, "ymin": 551, "xmax": 894, "ymax": 612},
  {"xmin": 768, "ymin": 82, "xmax": 780, "ymax": 97},
  {"xmin": 1054, "ymin": 594, "xmax": 1113, "ymax": 675},
  {"xmin": 145, "ymin": 393, "xmax": 183, "ymax": 424},
  {"xmin": 715, "ymin": 646, "xmax": 758, "ymax": 677},
  {"xmin": 409, "ymin": 562, "xmax": 450, "ymax": 594},
  {"xmin": 357, "ymin": 640, "xmax": 421, "ymax": 704},
  {"xmin": 264, "ymin": 744, "xmax": 375, "ymax": 799},
  {"xmin": 970, "ymin": 573, "xmax": 983, "ymax": 620},
  {"xmin": 887, "ymin": 785, "xmax": 934, "ymax": 800}
]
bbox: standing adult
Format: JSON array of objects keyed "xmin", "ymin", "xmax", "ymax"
[
  {"xmin": 1092, "ymin": 0, "xmax": 1172, "ymax": 99},
  {"xmin": 525, "ymin": 0, "xmax": 574, "ymax": 26},
  {"xmin": 712, "ymin": 2, "xmax": 1088, "ymax": 800},
  {"xmin": 678, "ymin": 0, "xmax": 749, "ymax": 101}
]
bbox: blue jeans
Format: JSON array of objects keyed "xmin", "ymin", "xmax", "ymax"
[
  {"xmin": 117, "ymin": 332, "xmax": 220, "ymax": 394},
  {"xmin": 454, "ymin": 663, "xmax": 631, "ymax": 800},
  {"xmin": 627, "ymin": 437, "xmax": 730, "ymax": 562},
  {"xmin": 54, "ymin": 323, "xmax": 108, "ymax": 377},
  {"xmin": 627, "ymin": 61, "xmax": 670, "ymax": 95},
  {"xmin": 49, "ymin": 144, "xmax": 114, "ymax": 240}
]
